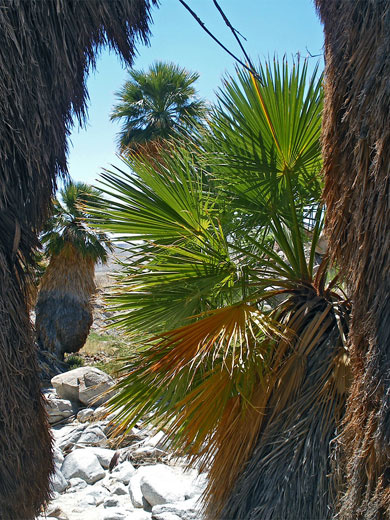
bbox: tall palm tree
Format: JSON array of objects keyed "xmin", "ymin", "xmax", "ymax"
[
  {"xmin": 315, "ymin": 2, "xmax": 390, "ymax": 518},
  {"xmin": 0, "ymin": 1, "xmax": 155, "ymax": 518},
  {"xmin": 91, "ymin": 60, "xmax": 350, "ymax": 519},
  {"xmin": 111, "ymin": 61, "xmax": 206, "ymax": 153},
  {"xmin": 36, "ymin": 182, "xmax": 112, "ymax": 363}
]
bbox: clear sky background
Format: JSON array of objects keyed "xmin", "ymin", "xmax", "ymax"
[{"xmin": 67, "ymin": 0, "xmax": 325, "ymax": 186}]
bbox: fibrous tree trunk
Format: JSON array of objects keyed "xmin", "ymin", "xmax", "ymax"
[
  {"xmin": 36, "ymin": 244, "xmax": 96, "ymax": 363},
  {"xmin": 0, "ymin": 1, "xmax": 155, "ymax": 517},
  {"xmin": 218, "ymin": 297, "xmax": 348, "ymax": 520},
  {"xmin": 316, "ymin": 1, "xmax": 390, "ymax": 518},
  {"xmin": 0, "ymin": 253, "xmax": 53, "ymax": 519}
]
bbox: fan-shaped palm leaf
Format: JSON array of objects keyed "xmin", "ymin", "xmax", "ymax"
[
  {"xmin": 111, "ymin": 61, "xmax": 206, "ymax": 152},
  {"xmin": 91, "ymin": 59, "xmax": 350, "ymax": 520}
]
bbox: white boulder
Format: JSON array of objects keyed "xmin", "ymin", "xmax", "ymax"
[
  {"xmin": 139, "ymin": 464, "xmax": 189, "ymax": 507},
  {"xmin": 66, "ymin": 477, "xmax": 87, "ymax": 493},
  {"xmin": 52, "ymin": 367, "xmax": 115, "ymax": 406},
  {"xmin": 56, "ymin": 423, "xmax": 87, "ymax": 451},
  {"xmin": 111, "ymin": 460, "xmax": 135, "ymax": 485},
  {"xmin": 77, "ymin": 424, "xmax": 107, "ymax": 446},
  {"xmin": 103, "ymin": 497, "xmax": 120, "ymax": 508},
  {"xmin": 110, "ymin": 482, "xmax": 128, "ymax": 495},
  {"xmin": 151, "ymin": 497, "xmax": 202, "ymax": 520},
  {"xmin": 61, "ymin": 449, "xmax": 105, "ymax": 484},
  {"xmin": 78, "ymin": 368, "xmax": 115, "ymax": 406},
  {"xmin": 46, "ymin": 398, "xmax": 75, "ymax": 424},
  {"xmin": 128, "ymin": 466, "xmax": 152, "ymax": 508},
  {"xmin": 82, "ymin": 447, "xmax": 116, "ymax": 469},
  {"xmin": 76, "ymin": 484, "xmax": 109, "ymax": 507},
  {"xmin": 152, "ymin": 513, "xmax": 182, "ymax": 520},
  {"xmin": 77, "ymin": 408, "xmax": 94, "ymax": 423},
  {"xmin": 101, "ymin": 511, "xmax": 127, "ymax": 520},
  {"xmin": 50, "ymin": 466, "xmax": 68, "ymax": 493}
]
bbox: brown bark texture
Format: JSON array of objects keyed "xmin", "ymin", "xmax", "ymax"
[
  {"xmin": 0, "ymin": 1, "xmax": 155, "ymax": 517},
  {"xmin": 316, "ymin": 1, "xmax": 390, "ymax": 518}
]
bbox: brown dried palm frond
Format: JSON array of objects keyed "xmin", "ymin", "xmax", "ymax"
[
  {"xmin": 316, "ymin": 1, "xmax": 390, "ymax": 518},
  {"xmin": 219, "ymin": 291, "xmax": 350, "ymax": 520},
  {"xmin": 0, "ymin": 1, "xmax": 156, "ymax": 517}
]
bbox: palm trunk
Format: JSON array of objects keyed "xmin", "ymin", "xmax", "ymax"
[
  {"xmin": 0, "ymin": 255, "xmax": 53, "ymax": 519},
  {"xmin": 217, "ymin": 297, "xmax": 348, "ymax": 519},
  {"xmin": 36, "ymin": 244, "xmax": 96, "ymax": 364},
  {"xmin": 0, "ymin": 1, "xmax": 155, "ymax": 515},
  {"xmin": 316, "ymin": 1, "xmax": 390, "ymax": 517}
]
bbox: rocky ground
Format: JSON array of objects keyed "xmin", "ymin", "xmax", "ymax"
[{"xmin": 40, "ymin": 367, "xmax": 207, "ymax": 520}]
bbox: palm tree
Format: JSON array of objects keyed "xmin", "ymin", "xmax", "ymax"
[
  {"xmin": 314, "ymin": 2, "xmax": 390, "ymax": 518},
  {"xmin": 36, "ymin": 182, "xmax": 112, "ymax": 364},
  {"xmin": 111, "ymin": 61, "xmax": 206, "ymax": 153},
  {"xmin": 91, "ymin": 60, "xmax": 350, "ymax": 519},
  {"xmin": 0, "ymin": 1, "xmax": 155, "ymax": 518}
]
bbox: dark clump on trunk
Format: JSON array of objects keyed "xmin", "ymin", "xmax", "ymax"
[
  {"xmin": 36, "ymin": 294, "xmax": 93, "ymax": 360},
  {"xmin": 36, "ymin": 245, "xmax": 96, "ymax": 365},
  {"xmin": 316, "ymin": 1, "xmax": 390, "ymax": 518},
  {"xmin": 0, "ymin": 1, "xmax": 155, "ymax": 517}
]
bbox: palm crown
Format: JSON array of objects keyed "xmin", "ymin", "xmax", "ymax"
[
  {"xmin": 91, "ymin": 60, "xmax": 350, "ymax": 520},
  {"xmin": 111, "ymin": 61, "xmax": 206, "ymax": 152},
  {"xmin": 41, "ymin": 181, "xmax": 112, "ymax": 263}
]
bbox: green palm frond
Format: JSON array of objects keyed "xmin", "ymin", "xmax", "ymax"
[
  {"xmin": 91, "ymin": 59, "xmax": 350, "ymax": 520},
  {"xmin": 111, "ymin": 61, "xmax": 206, "ymax": 151},
  {"xmin": 42, "ymin": 181, "xmax": 112, "ymax": 263}
]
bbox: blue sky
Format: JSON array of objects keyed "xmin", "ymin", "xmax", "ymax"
[{"xmin": 67, "ymin": 0, "xmax": 324, "ymax": 186}]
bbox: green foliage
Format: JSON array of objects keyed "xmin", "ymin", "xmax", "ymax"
[
  {"xmin": 65, "ymin": 354, "xmax": 84, "ymax": 370},
  {"xmin": 41, "ymin": 181, "xmax": 113, "ymax": 263},
  {"xmin": 111, "ymin": 61, "xmax": 206, "ymax": 151},
  {"xmin": 90, "ymin": 59, "xmax": 350, "ymax": 519},
  {"xmin": 81, "ymin": 332, "xmax": 138, "ymax": 376}
]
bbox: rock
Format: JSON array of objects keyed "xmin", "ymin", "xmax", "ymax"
[
  {"xmin": 145, "ymin": 431, "xmax": 167, "ymax": 449},
  {"xmin": 140, "ymin": 464, "xmax": 189, "ymax": 507},
  {"xmin": 53, "ymin": 447, "xmax": 64, "ymax": 466},
  {"xmin": 152, "ymin": 513, "xmax": 182, "ymax": 520},
  {"xmin": 93, "ymin": 405, "xmax": 108, "ymax": 420},
  {"xmin": 185, "ymin": 472, "xmax": 207, "ymax": 499},
  {"xmin": 102, "ymin": 511, "xmax": 127, "ymax": 520},
  {"xmin": 82, "ymin": 447, "xmax": 116, "ymax": 469},
  {"xmin": 56, "ymin": 423, "xmax": 87, "ymax": 451},
  {"xmin": 46, "ymin": 504, "xmax": 69, "ymax": 519},
  {"xmin": 76, "ymin": 484, "xmax": 109, "ymax": 506},
  {"xmin": 110, "ymin": 482, "xmax": 128, "ymax": 495},
  {"xmin": 46, "ymin": 398, "xmax": 76, "ymax": 424},
  {"xmin": 132, "ymin": 446, "xmax": 166, "ymax": 461},
  {"xmin": 77, "ymin": 424, "xmax": 107, "ymax": 446},
  {"xmin": 61, "ymin": 449, "xmax": 105, "ymax": 484},
  {"xmin": 52, "ymin": 368, "xmax": 85, "ymax": 402},
  {"xmin": 111, "ymin": 460, "xmax": 135, "ymax": 485},
  {"xmin": 66, "ymin": 477, "xmax": 87, "ymax": 492},
  {"xmin": 103, "ymin": 497, "xmax": 120, "ymax": 508},
  {"xmin": 125, "ymin": 512, "xmax": 152, "ymax": 520},
  {"xmin": 78, "ymin": 368, "xmax": 115, "ymax": 406},
  {"xmin": 50, "ymin": 466, "xmax": 68, "ymax": 493},
  {"xmin": 52, "ymin": 366, "xmax": 115, "ymax": 406},
  {"xmin": 129, "ymin": 466, "xmax": 152, "ymax": 508},
  {"xmin": 151, "ymin": 498, "xmax": 202, "ymax": 520},
  {"xmin": 77, "ymin": 408, "xmax": 94, "ymax": 423}
]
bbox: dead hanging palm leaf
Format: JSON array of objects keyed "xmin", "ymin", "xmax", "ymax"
[
  {"xmin": 316, "ymin": 1, "xmax": 390, "ymax": 518},
  {"xmin": 0, "ymin": 1, "xmax": 155, "ymax": 518}
]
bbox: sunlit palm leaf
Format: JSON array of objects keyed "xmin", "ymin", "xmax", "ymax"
[{"xmin": 90, "ymin": 59, "xmax": 350, "ymax": 520}]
